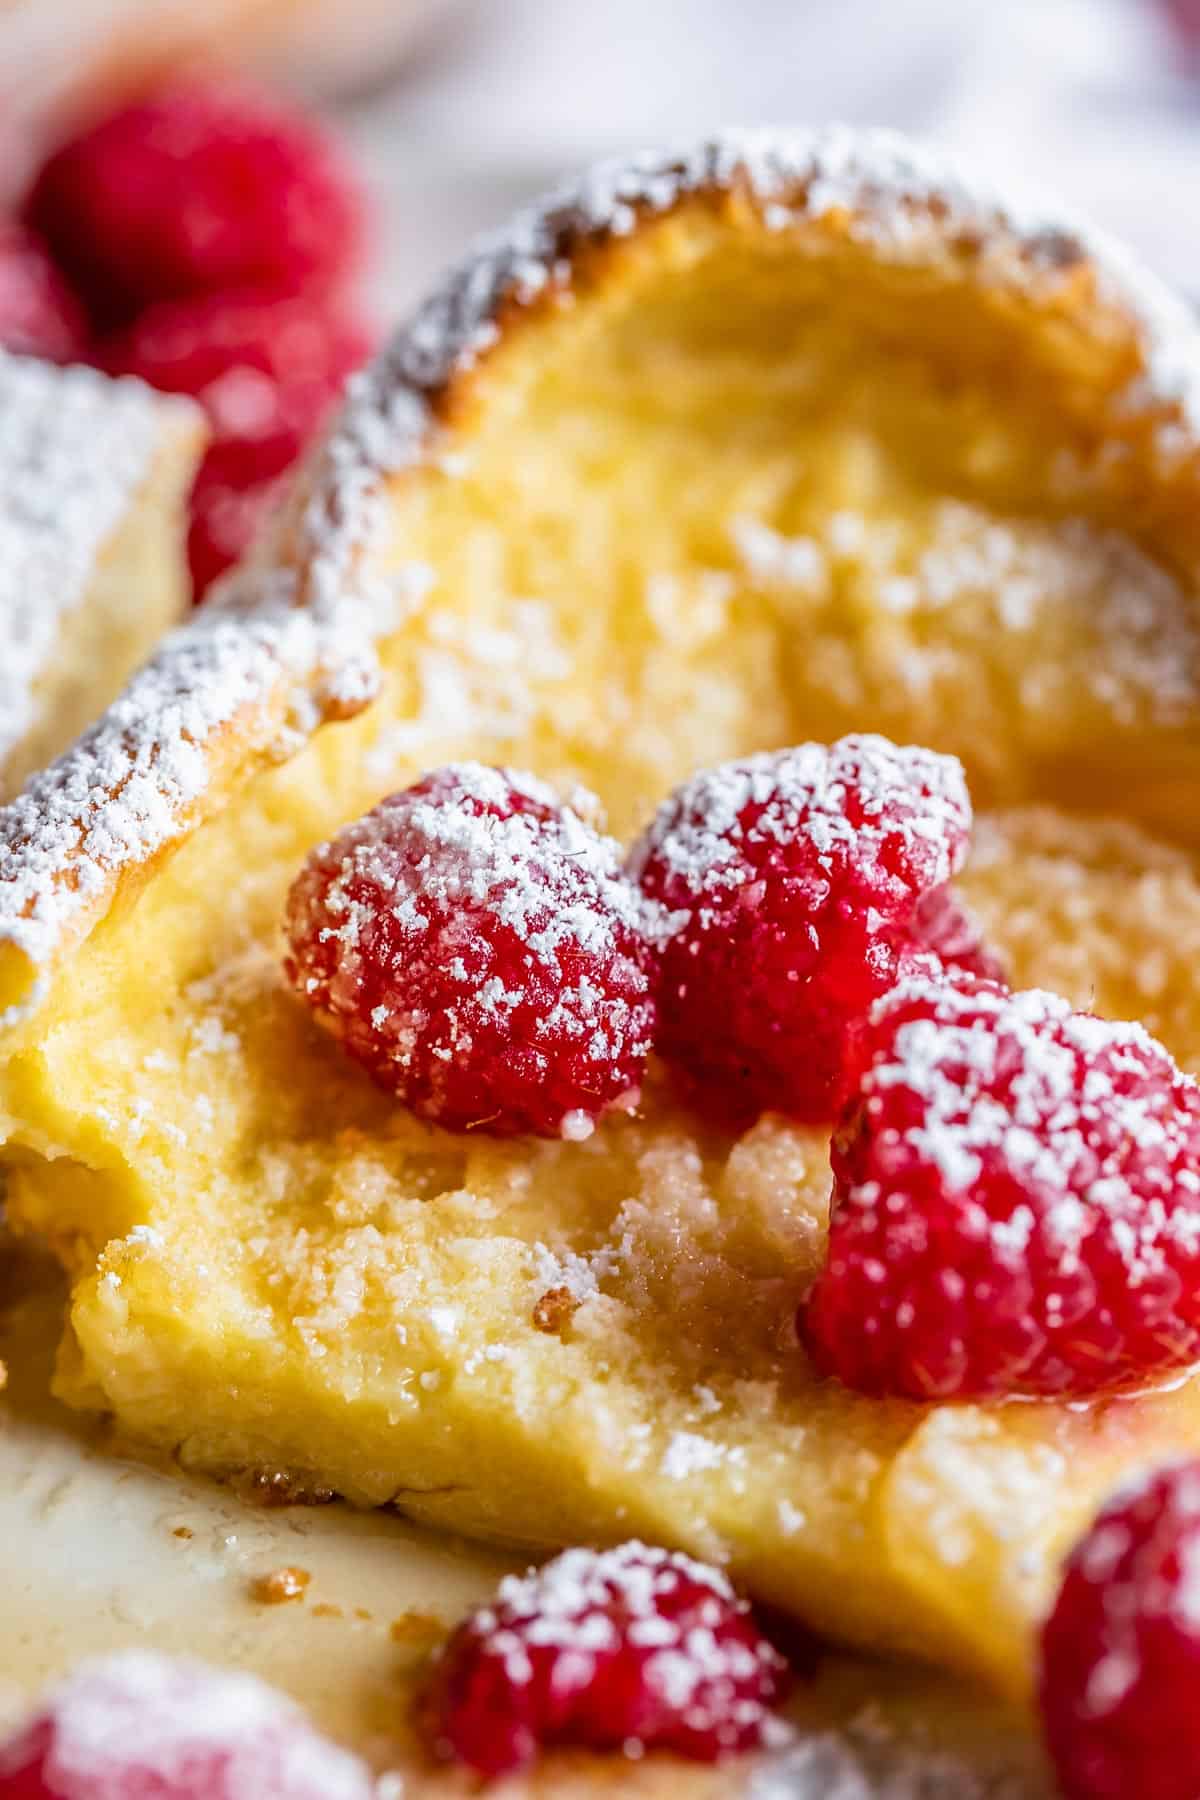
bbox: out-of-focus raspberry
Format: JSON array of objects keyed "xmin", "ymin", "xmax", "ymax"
[
  {"xmin": 99, "ymin": 288, "xmax": 372, "ymax": 473},
  {"xmin": 0, "ymin": 1650, "xmax": 373, "ymax": 1799},
  {"xmin": 186, "ymin": 464, "xmax": 286, "ymax": 598},
  {"xmin": 0, "ymin": 223, "xmax": 87, "ymax": 362},
  {"xmin": 26, "ymin": 78, "xmax": 368, "ymax": 318},
  {"xmin": 907, "ymin": 883, "xmax": 1007, "ymax": 986},
  {"xmin": 99, "ymin": 289, "xmax": 373, "ymax": 598},
  {"xmin": 1039, "ymin": 1460, "xmax": 1200, "ymax": 1800}
]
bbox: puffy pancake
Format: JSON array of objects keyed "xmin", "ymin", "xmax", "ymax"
[{"xmin": 2, "ymin": 128, "xmax": 1200, "ymax": 1700}]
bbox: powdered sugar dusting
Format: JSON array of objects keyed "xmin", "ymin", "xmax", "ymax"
[
  {"xmin": 302, "ymin": 761, "xmax": 647, "ymax": 997},
  {"xmin": 748, "ymin": 499, "xmax": 1200, "ymax": 725},
  {"xmin": 0, "ymin": 1649, "xmax": 373, "ymax": 1800},
  {"xmin": 869, "ymin": 974, "xmax": 1200, "ymax": 1275},
  {"xmin": 630, "ymin": 736, "xmax": 971, "ymax": 901},
  {"xmin": 0, "ymin": 353, "xmax": 193, "ymax": 775},
  {"xmin": 0, "ymin": 594, "xmax": 383, "ymax": 1022},
  {"xmin": 491, "ymin": 1540, "xmax": 739, "ymax": 1637}
]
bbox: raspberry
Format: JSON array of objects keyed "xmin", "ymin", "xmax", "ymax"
[
  {"xmin": 802, "ymin": 974, "xmax": 1200, "ymax": 1400},
  {"xmin": 420, "ymin": 1541, "xmax": 789, "ymax": 1778},
  {"xmin": 99, "ymin": 290, "xmax": 373, "ymax": 599},
  {"xmin": 1162, "ymin": 0, "xmax": 1200, "ymax": 56},
  {"xmin": 0, "ymin": 223, "xmax": 86, "ymax": 362},
  {"xmin": 1039, "ymin": 1461, "xmax": 1200, "ymax": 1800},
  {"xmin": 629, "ymin": 735, "xmax": 975, "ymax": 1125},
  {"xmin": 907, "ymin": 883, "xmax": 1007, "ymax": 987},
  {"xmin": 284, "ymin": 764, "xmax": 659, "ymax": 1139},
  {"xmin": 0, "ymin": 1650, "xmax": 372, "ymax": 1799},
  {"xmin": 186, "ymin": 466, "xmax": 284, "ymax": 599},
  {"xmin": 98, "ymin": 289, "xmax": 373, "ymax": 473},
  {"xmin": 26, "ymin": 78, "xmax": 367, "ymax": 317}
]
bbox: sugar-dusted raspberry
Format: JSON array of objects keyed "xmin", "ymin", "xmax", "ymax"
[
  {"xmin": 1039, "ymin": 1461, "xmax": 1200, "ymax": 1800},
  {"xmin": 628, "ymin": 735, "xmax": 975, "ymax": 1125},
  {"xmin": 420, "ymin": 1541, "xmax": 790, "ymax": 1778},
  {"xmin": 0, "ymin": 1650, "xmax": 373, "ymax": 1799},
  {"xmin": 0, "ymin": 224, "xmax": 87, "ymax": 362},
  {"xmin": 284, "ymin": 764, "xmax": 659, "ymax": 1139},
  {"xmin": 26, "ymin": 78, "xmax": 367, "ymax": 317},
  {"xmin": 803, "ymin": 974, "xmax": 1200, "ymax": 1400}
]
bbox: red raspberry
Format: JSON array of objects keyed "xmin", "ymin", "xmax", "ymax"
[
  {"xmin": 1161, "ymin": 0, "xmax": 1200, "ymax": 55},
  {"xmin": 186, "ymin": 466, "xmax": 285, "ymax": 599},
  {"xmin": 420, "ymin": 1541, "xmax": 789, "ymax": 1778},
  {"xmin": 1039, "ymin": 1461, "xmax": 1200, "ymax": 1800},
  {"xmin": 907, "ymin": 883, "xmax": 1007, "ymax": 987},
  {"xmin": 284, "ymin": 764, "xmax": 659, "ymax": 1139},
  {"xmin": 98, "ymin": 289, "xmax": 373, "ymax": 475},
  {"xmin": 26, "ymin": 78, "xmax": 367, "ymax": 318},
  {"xmin": 629, "ymin": 735, "xmax": 975, "ymax": 1125},
  {"xmin": 0, "ymin": 1650, "xmax": 373, "ymax": 1799},
  {"xmin": 99, "ymin": 290, "xmax": 373, "ymax": 599},
  {"xmin": 0, "ymin": 223, "xmax": 86, "ymax": 362},
  {"xmin": 803, "ymin": 974, "xmax": 1200, "ymax": 1400}
]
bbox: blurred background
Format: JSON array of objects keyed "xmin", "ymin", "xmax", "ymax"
[
  {"xmin": 4, "ymin": 0, "xmax": 1200, "ymax": 305},
  {"xmin": 341, "ymin": 0, "xmax": 1200, "ymax": 306}
]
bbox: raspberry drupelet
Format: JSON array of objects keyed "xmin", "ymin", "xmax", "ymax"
[
  {"xmin": 420, "ymin": 1541, "xmax": 790, "ymax": 1778},
  {"xmin": 0, "ymin": 1651, "xmax": 373, "ymax": 1800},
  {"xmin": 284, "ymin": 764, "xmax": 660, "ymax": 1139},
  {"xmin": 803, "ymin": 973, "xmax": 1200, "ymax": 1400},
  {"xmin": 628, "ymin": 734, "xmax": 980, "ymax": 1125},
  {"xmin": 1039, "ymin": 1461, "xmax": 1200, "ymax": 1800},
  {"xmin": 26, "ymin": 78, "xmax": 367, "ymax": 319}
]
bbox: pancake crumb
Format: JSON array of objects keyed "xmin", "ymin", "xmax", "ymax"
[{"xmin": 251, "ymin": 1566, "xmax": 311, "ymax": 1605}]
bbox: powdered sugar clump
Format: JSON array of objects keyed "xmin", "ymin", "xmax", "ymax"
[{"xmin": 488, "ymin": 1540, "xmax": 739, "ymax": 1638}]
